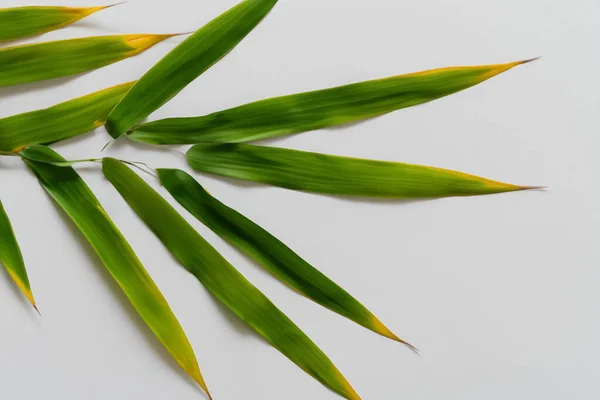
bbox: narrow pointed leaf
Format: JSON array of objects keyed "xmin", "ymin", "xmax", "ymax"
[
  {"xmin": 186, "ymin": 143, "xmax": 536, "ymax": 198},
  {"xmin": 20, "ymin": 145, "xmax": 210, "ymax": 397},
  {"xmin": 0, "ymin": 34, "xmax": 175, "ymax": 87},
  {"xmin": 105, "ymin": 0, "xmax": 279, "ymax": 138},
  {"xmin": 0, "ymin": 201, "xmax": 36, "ymax": 311},
  {"xmin": 0, "ymin": 5, "xmax": 116, "ymax": 42},
  {"xmin": 103, "ymin": 158, "xmax": 360, "ymax": 400},
  {"xmin": 158, "ymin": 168, "xmax": 413, "ymax": 347},
  {"xmin": 129, "ymin": 59, "xmax": 535, "ymax": 144},
  {"xmin": 0, "ymin": 81, "xmax": 135, "ymax": 152}
]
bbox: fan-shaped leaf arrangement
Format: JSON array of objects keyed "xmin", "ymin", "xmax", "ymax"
[{"xmin": 0, "ymin": 1, "xmax": 540, "ymax": 399}]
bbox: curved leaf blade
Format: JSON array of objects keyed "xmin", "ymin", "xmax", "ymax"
[
  {"xmin": 105, "ymin": 0, "xmax": 279, "ymax": 138},
  {"xmin": 129, "ymin": 59, "xmax": 535, "ymax": 144},
  {"xmin": 186, "ymin": 143, "xmax": 537, "ymax": 198},
  {"xmin": 103, "ymin": 158, "xmax": 360, "ymax": 400},
  {"xmin": 157, "ymin": 168, "xmax": 414, "ymax": 348},
  {"xmin": 20, "ymin": 145, "xmax": 210, "ymax": 397},
  {"xmin": 0, "ymin": 34, "xmax": 174, "ymax": 87},
  {"xmin": 0, "ymin": 5, "xmax": 115, "ymax": 42},
  {"xmin": 0, "ymin": 81, "xmax": 135, "ymax": 152},
  {"xmin": 0, "ymin": 200, "xmax": 36, "ymax": 311}
]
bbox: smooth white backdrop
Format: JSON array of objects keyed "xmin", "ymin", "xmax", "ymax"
[{"xmin": 0, "ymin": 0, "xmax": 598, "ymax": 399}]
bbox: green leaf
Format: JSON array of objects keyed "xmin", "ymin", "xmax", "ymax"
[
  {"xmin": 186, "ymin": 143, "xmax": 538, "ymax": 198},
  {"xmin": 0, "ymin": 5, "xmax": 116, "ymax": 42},
  {"xmin": 0, "ymin": 81, "xmax": 135, "ymax": 152},
  {"xmin": 102, "ymin": 158, "xmax": 361, "ymax": 400},
  {"xmin": 0, "ymin": 200, "xmax": 37, "ymax": 311},
  {"xmin": 20, "ymin": 145, "xmax": 210, "ymax": 398},
  {"xmin": 0, "ymin": 34, "xmax": 175, "ymax": 87},
  {"xmin": 105, "ymin": 0, "xmax": 279, "ymax": 138},
  {"xmin": 129, "ymin": 59, "xmax": 536, "ymax": 144},
  {"xmin": 158, "ymin": 168, "xmax": 415, "ymax": 349}
]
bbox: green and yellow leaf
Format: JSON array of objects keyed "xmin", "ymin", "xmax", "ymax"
[
  {"xmin": 21, "ymin": 145, "xmax": 210, "ymax": 398},
  {"xmin": 0, "ymin": 81, "xmax": 135, "ymax": 152},
  {"xmin": 0, "ymin": 34, "xmax": 175, "ymax": 87},
  {"xmin": 158, "ymin": 168, "xmax": 414, "ymax": 348},
  {"xmin": 0, "ymin": 200, "xmax": 36, "ymax": 311},
  {"xmin": 186, "ymin": 143, "xmax": 537, "ymax": 198},
  {"xmin": 105, "ymin": 0, "xmax": 279, "ymax": 138},
  {"xmin": 103, "ymin": 158, "xmax": 360, "ymax": 400},
  {"xmin": 0, "ymin": 5, "xmax": 117, "ymax": 42},
  {"xmin": 129, "ymin": 59, "xmax": 535, "ymax": 144}
]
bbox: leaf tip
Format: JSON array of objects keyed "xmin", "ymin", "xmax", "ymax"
[
  {"xmin": 481, "ymin": 56, "xmax": 540, "ymax": 80},
  {"xmin": 515, "ymin": 185, "xmax": 548, "ymax": 191},
  {"xmin": 189, "ymin": 368, "xmax": 212, "ymax": 400},
  {"xmin": 75, "ymin": 2, "xmax": 126, "ymax": 17},
  {"xmin": 102, "ymin": 1, "xmax": 128, "ymax": 10},
  {"xmin": 475, "ymin": 176, "xmax": 545, "ymax": 195},
  {"xmin": 519, "ymin": 56, "xmax": 542, "ymax": 64},
  {"xmin": 345, "ymin": 386, "xmax": 362, "ymax": 400},
  {"xmin": 370, "ymin": 316, "xmax": 418, "ymax": 351},
  {"xmin": 124, "ymin": 33, "xmax": 179, "ymax": 55},
  {"xmin": 168, "ymin": 31, "xmax": 195, "ymax": 38},
  {"xmin": 100, "ymin": 140, "xmax": 113, "ymax": 152},
  {"xmin": 387, "ymin": 332, "xmax": 420, "ymax": 354},
  {"xmin": 6, "ymin": 269, "xmax": 37, "ymax": 313}
]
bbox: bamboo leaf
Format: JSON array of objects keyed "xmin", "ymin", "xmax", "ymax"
[
  {"xmin": 129, "ymin": 59, "xmax": 536, "ymax": 144},
  {"xmin": 20, "ymin": 145, "xmax": 210, "ymax": 398},
  {"xmin": 105, "ymin": 0, "xmax": 279, "ymax": 138},
  {"xmin": 0, "ymin": 5, "xmax": 117, "ymax": 42},
  {"xmin": 0, "ymin": 34, "xmax": 175, "ymax": 87},
  {"xmin": 103, "ymin": 158, "xmax": 360, "ymax": 400},
  {"xmin": 0, "ymin": 200, "xmax": 37, "ymax": 311},
  {"xmin": 186, "ymin": 143, "xmax": 538, "ymax": 198},
  {"xmin": 158, "ymin": 168, "xmax": 414, "ymax": 348},
  {"xmin": 0, "ymin": 81, "xmax": 135, "ymax": 152}
]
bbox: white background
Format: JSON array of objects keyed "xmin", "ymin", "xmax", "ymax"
[{"xmin": 0, "ymin": 0, "xmax": 598, "ymax": 399}]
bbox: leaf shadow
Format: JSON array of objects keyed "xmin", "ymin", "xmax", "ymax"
[
  {"xmin": 0, "ymin": 37, "xmax": 32, "ymax": 48},
  {"xmin": 332, "ymin": 195, "xmax": 435, "ymax": 207},
  {"xmin": 50, "ymin": 130, "xmax": 97, "ymax": 148},
  {"xmin": 108, "ymin": 134, "xmax": 185, "ymax": 155},
  {"xmin": 69, "ymin": 19, "xmax": 117, "ymax": 33},
  {"xmin": 0, "ymin": 75, "xmax": 81, "ymax": 99},
  {"xmin": 37, "ymin": 190, "xmax": 204, "ymax": 394}
]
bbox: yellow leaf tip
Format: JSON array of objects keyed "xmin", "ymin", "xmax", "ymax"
[
  {"xmin": 6, "ymin": 270, "xmax": 37, "ymax": 312},
  {"xmin": 372, "ymin": 317, "xmax": 418, "ymax": 351},
  {"xmin": 480, "ymin": 57, "xmax": 541, "ymax": 80},
  {"xmin": 102, "ymin": 1, "xmax": 128, "ymax": 10},
  {"xmin": 76, "ymin": 2, "xmax": 126, "ymax": 17},
  {"xmin": 479, "ymin": 177, "xmax": 546, "ymax": 195},
  {"xmin": 516, "ymin": 185, "xmax": 548, "ymax": 191},
  {"xmin": 516, "ymin": 56, "xmax": 542, "ymax": 65},
  {"xmin": 346, "ymin": 387, "xmax": 362, "ymax": 400},
  {"xmin": 388, "ymin": 333, "xmax": 420, "ymax": 354},
  {"xmin": 125, "ymin": 33, "xmax": 181, "ymax": 54},
  {"xmin": 169, "ymin": 31, "xmax": 195, "ymax": 38},
  {"xmin": 187, "ymin": 367, "xmax": 211, "ymax": 399},
  {"xmin": 334, "ymin": 368, "xmax": 361, "ymax": 400}
]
